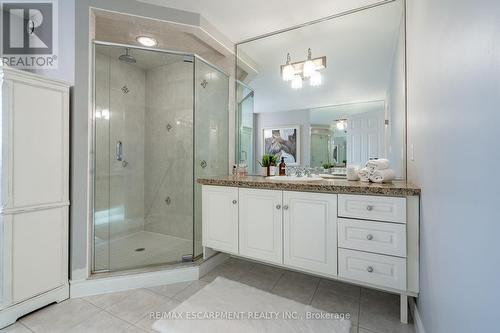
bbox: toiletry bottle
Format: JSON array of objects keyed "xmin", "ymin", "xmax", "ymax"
[
  {"xmin": 279, "ymin": 157, "xmax": 286, "ymax": 176},
  {"xmin": 232, "ymin": 165, "xmax": 237, "ymax": 176}
]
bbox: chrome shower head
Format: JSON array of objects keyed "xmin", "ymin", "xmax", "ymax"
[{"xmin": 118, "ymin": 48, "xmax": 136, "ymax": 64}]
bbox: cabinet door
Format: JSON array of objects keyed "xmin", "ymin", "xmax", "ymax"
[
  {"xmin": 239, "ymin": 188, "xmax": 282, "ymax": 264},
  {"xmin": 202, "ymin": 186, "xmax": 239, "ymax": 254},
  {"xmin": 283, "ymin": 192, "xmax": 337, "ymax": 276},
  {"xmin": 10, "ymin": 207, "xmax": 68, "ymax": 304}
]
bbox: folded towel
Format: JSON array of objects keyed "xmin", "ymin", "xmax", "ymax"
[
  {"xmin": 369, "ymin": 169, "xmax": 395, "ymax": 183},
  {"xmin": 366, "ymin": 158, "xmax": 390, "ymax": 172},
  {"xmin": 358, "ymin": 168, "xmax": 370, "ymax": 182}
]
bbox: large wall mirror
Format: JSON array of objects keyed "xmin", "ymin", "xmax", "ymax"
[{"xmin": 236, "ymin": 0, "xmax": 406, "ymax": 179}]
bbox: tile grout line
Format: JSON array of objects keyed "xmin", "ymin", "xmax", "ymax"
[
  {"xmin": 308, "ymin": 278, "xmax": 322, "ymax": 305},
  {"xmin": 19, "ymin": 322, "xmax": 35, "ymax": 333},
  {"xmin": 269, "ymin": 270, "xmax": 286, "ymax": 292}
]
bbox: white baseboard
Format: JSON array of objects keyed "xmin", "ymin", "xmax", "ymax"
[
  {"xmin": 409, "ymin": 297, "xmax": 426, "ymax": 333},
  {"xmin": 70, "ymin": 253, "xmax": 227, "ymax": 298},
  {"xmin": 0, "ymin": 285, "xmax": 69, "ymax": 329}
]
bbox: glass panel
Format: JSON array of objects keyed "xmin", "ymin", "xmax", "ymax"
[
  {"xmin": 237, "ymin": 81, "xmax": 255, "ymax": 174},
  {"xmin": 194, "ymin": 58, "xmax": 229, "ymax": 258},
  {"xmin": 93, "ymin": 44, "xmax": 194, "ymax": 272}
]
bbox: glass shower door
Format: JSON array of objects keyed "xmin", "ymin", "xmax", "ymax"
[
  {"xmin": 93, "ymin": 43, "xmax": 195, "ymax": 272},
  {"xmin": 194, "ymin": 58, "xmax": 230, "ymax": 258}
]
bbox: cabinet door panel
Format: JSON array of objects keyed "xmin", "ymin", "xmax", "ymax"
[
  {"xmin": 239, "ymin": 188, "xmax": 282, "ymax": 264},
  {"xmin": 283, "ymin": 192, "xmax": 337, "ymax": 276},
  {"xmin": 202, "ymin": 186, "xmax": 239, "ymax": 253},
  {"xmin": 12, "ymin": 82, "xmax": 68, "ymax": 208},
  {"xmin": 12, "ymin": 207, "xmax": 67, "ymax": 304}
]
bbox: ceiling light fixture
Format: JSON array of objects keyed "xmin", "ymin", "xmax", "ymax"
[
  {"xmin": 136, "ymin": 36, "xmax": 158, "ymax": 47},
  {"xmin": 335, "ymin": 119, "xmax": 347, "ymax": 131},
  {"xmin": 280, "ymin": 48, "xmax": 326, "ymax": 89}
]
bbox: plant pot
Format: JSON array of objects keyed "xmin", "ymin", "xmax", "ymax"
[
  {"xmin": 269, "ymin": 166, "xmax": 277, "ymax": 176},
  {"xmin": 261, "ymin": 166, "xmax": 268, "ymax": 176}
]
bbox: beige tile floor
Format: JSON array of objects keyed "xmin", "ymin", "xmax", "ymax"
[{"xmin": 1, "ymin": 258, "xmax": 414, "ymax": 333}]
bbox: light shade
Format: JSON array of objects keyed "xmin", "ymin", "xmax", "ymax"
[
  {"xmin": 303, "ymin": 60, "xmax": 316, "ymax": 78},
  {"xmin": 136, "ymin": 36, "xmax": 158, "ymax": 47},
  {"xmin": 336, "ymin": 119, "xmax": 346, "ymax": 131},
  {"xmin": 291, "ymin": 75, "xmax": 303, "ymax": 89},
  {"xmin": 282, "ymin": 64, "xmax": 295, "ymax": 81},
  {"xmin": 310, "ymin": 71, "xmax": 322, "ymax": 86}
]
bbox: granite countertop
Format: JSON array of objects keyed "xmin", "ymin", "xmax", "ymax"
[{"xmin": 197, "ymin": 175, "xmax": 420, "ymax": 197}]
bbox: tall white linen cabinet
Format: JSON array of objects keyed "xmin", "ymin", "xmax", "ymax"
[{"xmin": 0, "ymin": 65, "xmax": 70, "ymax": 328}]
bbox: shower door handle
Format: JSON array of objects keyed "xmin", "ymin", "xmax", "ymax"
[{"xmin": 116, "ymin": 141, "xmax": 123, "ymax": 161}]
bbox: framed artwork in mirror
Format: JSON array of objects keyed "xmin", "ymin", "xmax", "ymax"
[{"xmin": 263, "ymin": 126, "xmax": 300, "ymax": 165}]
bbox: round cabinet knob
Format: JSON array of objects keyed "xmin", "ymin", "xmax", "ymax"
[
  {"xmin": 232, "ymin": 200, "xmax": 237, "ymax": 205},
  {"xmin": 276, "ymin": 204, "xmax": 282, "ymax": 210},
  {"xmin": 367, "ymin": 266, "xmax": 374, "ymax": 273},
  {"xmin": 366, "ymin": 205, "xmax": 374, "ymax": 211},
  {"xmin": 283, "ymin": 205, "xmax": 289, "ymax": 210},
  {"xmin": 366, "ymin": 234, "xmax": 374, "ymax": 240}
]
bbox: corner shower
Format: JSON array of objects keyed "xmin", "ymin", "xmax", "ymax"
[{"xmin": 92, "ymin": 42, "xmax": 229, "ymax": 273}]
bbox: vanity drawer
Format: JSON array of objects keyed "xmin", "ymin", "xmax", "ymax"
[
  {"xmin": 338, "ymin": 218, "xmax": 406, "ymax": 257},
  {"xmin": 338, "ymin": 194, "xmax": 406, "ymax": 223},
  {"xmin": 339, "ymin": 249, "xmax": 406, "ymax": 290}
]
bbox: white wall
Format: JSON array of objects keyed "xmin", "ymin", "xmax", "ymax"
[
  {"xmin": 407, "ymin": 0, "xmax": 500, "ymax": 332},
  {"xmin": 30, "ymin": 0, "xmax": 75, "ymax": 84}
]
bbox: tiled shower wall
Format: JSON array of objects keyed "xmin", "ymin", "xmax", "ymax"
[{"xmin": 143, "ymin": 61, "xmax": 194, "ymax": 241}]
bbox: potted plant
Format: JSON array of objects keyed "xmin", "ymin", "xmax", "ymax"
[
  {"xmin": 259, "ymin": 154, "xmax": 277, "ymax": 176},
  {"xmin": 322, "ymin": 162, "xmax": 334, "ymax": 173},
  {"xmin": 269, "ymin": 155, "xmax": 278, "ymax": 176}
]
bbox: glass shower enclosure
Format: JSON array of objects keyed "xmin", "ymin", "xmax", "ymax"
[{"xmin": 92, "ymin": 42, "xmax": 229, "ymax": 273}]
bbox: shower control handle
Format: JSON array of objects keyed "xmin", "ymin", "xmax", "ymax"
[{"xmin": 116, "ymin": 141, "xmax": 123, "ymax": 161}]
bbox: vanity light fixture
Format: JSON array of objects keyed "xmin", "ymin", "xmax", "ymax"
[
  {"xmin": 282, "ymin": 53, "xmax": 295, "ymax": 81},
  {"xmin": 136, "ymin": 36, "xmax": 158, "ymax": 47},
  {"xmin": 280, "ymin": 48, "xmax": 326, "ymax": 89},
  {"xmin": 291, "ymin": 74, "xmax": 303, "ymax": 89},
  {"xmin": 302, "ymin": 48, "xmax": 316, "ymax": 78},
  {"xmin": 310, "ymin": 70, "xmax": 322, "ymax": 86}
]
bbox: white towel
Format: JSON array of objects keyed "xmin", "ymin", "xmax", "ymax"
[
  {"xmin": 369, "ymin": 169, "xmax": 395, "ymax": 183},
  {"xmin": 366, "ymin": 158, "xmax": 390, "ymax": 172},
  {"xmin": 358, "ymin": 168, "xmax": 370, "ymax": 182}
]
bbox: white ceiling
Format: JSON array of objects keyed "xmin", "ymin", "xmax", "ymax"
[
  {"xmin": 137, "ymin": 0, "xmax": 387, "ymax": 42},
  {"xmin": 240, "ymin": 0, "xmax": 404, "ymax": 113}
]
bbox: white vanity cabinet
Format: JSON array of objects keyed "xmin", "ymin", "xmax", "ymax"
[
  {"xmin": 202, "ymin": 186, "xmax": 239, "ymax": 254},
  {"xmin": 201, "ymin": 183, "xmax": 420, "ymax": 323},
  {"xmin": 238, "ymin": 188, "xmax": 282, "ymax": 264},
  {"xmin": 0, "ymin": 66, "xmax": 70, "ymax": 328},
  {"xmin": 283, "ymin": 191, "xmax": 337, "ymax": 276}
]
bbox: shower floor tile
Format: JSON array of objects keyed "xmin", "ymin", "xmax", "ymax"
[{"xmin": 94, "ymin": 231, "xmax": 198, "ymax": 271}]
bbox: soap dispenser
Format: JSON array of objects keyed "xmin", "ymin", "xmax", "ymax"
[{"xmin": 279, "ymin": 157, "xmax": 286, "ymax": 176}]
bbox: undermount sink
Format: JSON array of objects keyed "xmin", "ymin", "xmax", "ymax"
[{"xmin": 267, "ymin": 176, "xmax": 323, "ymax": 182}]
